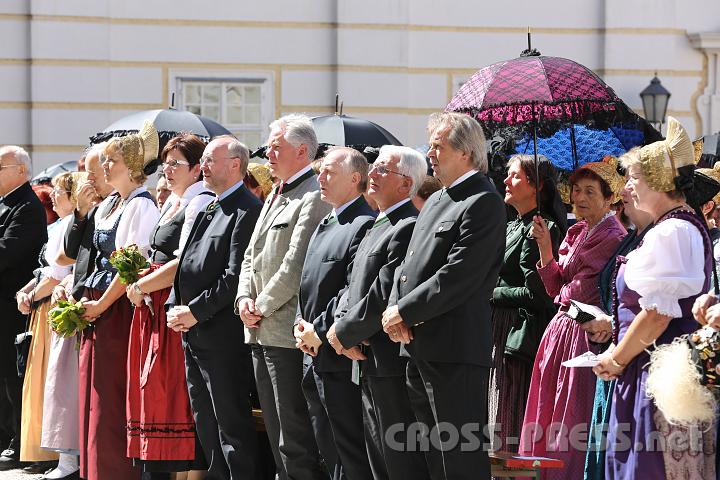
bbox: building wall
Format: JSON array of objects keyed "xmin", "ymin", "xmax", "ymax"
[{"xmin": 0, "ymin": 0, "xmax": 717, "ymax": 172}]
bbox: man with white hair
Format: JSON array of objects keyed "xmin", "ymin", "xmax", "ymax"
[
  {"xmin": 0, "ymin": 146, "xmax": 47, "ymax": 470},
  {"xmin": 327, "ymin": 145, "xmax": 430, "ymax": 480},
  {"xmin": 236, "ymin": 114, "xmax": 329, "ymax": 480},
  {"xmin": 382, "ymin": 113, "xmax": 506, "ymax": 480}
]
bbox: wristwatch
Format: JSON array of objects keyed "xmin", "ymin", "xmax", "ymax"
[{"xmin": 132, "ymin": 283, "xmax": 144, "ymax": 296}]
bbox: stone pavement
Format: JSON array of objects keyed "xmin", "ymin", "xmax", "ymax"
[{"xmin": 0, "ymin": 468, "xmax": 43, "ymax": 479}]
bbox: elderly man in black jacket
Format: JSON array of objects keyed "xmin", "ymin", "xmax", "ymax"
[
  {"xmin": 294, "ymin": 147, "xmax": 376, "ymax": 480},
  {"xmin": 328, "ymin": 145, "xmax": 430, "ymax": 480},
  {"xmin": 382, "ymin": 113, "xmax": 506, "ymax": 480},
  {"xmin": 167, "ymin": 136, "xmax": 262, "ymax": 480},
  {"xmin": 0, "ymin": 146, "xmax": 47, "ymax": 470}
]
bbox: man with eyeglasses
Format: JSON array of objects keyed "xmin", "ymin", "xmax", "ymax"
[
  {"xmin": 326, "ymin": 145, "xmax": 430, "ymax": 480},
  {"xmin": 0, "ymin": 146, "xmax": 47, "ymax": 471},
  {"xmin": 167, "ymin": 136, "xmax": 262, "ymax": 480},
  {"xmin": 236, "ymin": 114, "xmax": 330, "ymax": 480}
]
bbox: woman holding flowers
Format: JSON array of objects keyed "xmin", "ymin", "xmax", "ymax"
[
  {"xmin": 125, "ymin": 133, "xmax": 211, "ymax": 478},
  {"xmin": 15, "ymin": 172, "xmax": 82, "ymax": 473},
  {"xmin": 79, "ymin": 121, "xmax": 160, "ymax": 480}
]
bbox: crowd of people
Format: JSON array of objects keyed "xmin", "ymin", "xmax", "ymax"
[{"xmin": 0, "ymin": 110, "xmax": 718, "ymax": 480}]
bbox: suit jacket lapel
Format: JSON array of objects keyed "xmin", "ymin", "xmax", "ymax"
[{"xmin": 258, "ymin": 196, "xmax": 290, "ymax": 237}]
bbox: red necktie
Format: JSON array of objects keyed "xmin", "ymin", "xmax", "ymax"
[{"xmin": 269, "ymin": 182, "xmax": 285, "ymax": 207}]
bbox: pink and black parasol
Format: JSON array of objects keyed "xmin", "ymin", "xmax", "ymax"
[{"xmin": 447, "ymin": 50, "xmax": 637, "ymax": 139}]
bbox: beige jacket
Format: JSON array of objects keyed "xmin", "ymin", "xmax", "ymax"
[{"xmin": 237, "ymin": 173, "xmax": 331, "ymax": 348}]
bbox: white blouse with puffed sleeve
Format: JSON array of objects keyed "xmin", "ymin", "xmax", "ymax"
[
  {"xmin": 40, "ymin": 215, "xmax": 73, "ymax": 281},
  {"xmin": 624, "ymin": 217, "xmax": 706, "ymax": 318},
  {"xmin": 96, "ymin": 186, "xmax": 160, "ymax": 258}
]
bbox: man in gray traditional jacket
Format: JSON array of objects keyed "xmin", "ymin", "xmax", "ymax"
[{"xmin": 236, "ymin": 114, "xmax": 331, "ymax": 480}]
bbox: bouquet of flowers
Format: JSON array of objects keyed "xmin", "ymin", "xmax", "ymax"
[
  {"xmin": 109, "ymin": 244, "xmax": 150, "ymax": 285},
  {"xmin": 48, "ymin": 300, "xmax": 90, "ymax": 337}
]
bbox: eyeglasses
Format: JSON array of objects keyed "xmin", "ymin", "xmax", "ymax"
[
  {"xmin": 200, "ymin": 155, "xmax": 240, "ymax": 165},
  {"xmin": 52, "ymin": 188, "xmax": 70, "ymax": 196},
  {"xmin": 371, "ymin": 165, "xmax": 409, "ymax": 178},
  {"xmin": 163, "ymin": 159, "xmax": 190, "ymax": 169},
  {"xmin": 0, "ymin": 164, "xmax": 22, "ymax": 171}
]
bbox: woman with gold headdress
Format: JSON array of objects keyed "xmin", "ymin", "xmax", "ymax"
[
  {"xmin": 38, "ymin": 172, "xmax": 88, "ymax": 480},
  {"xmin": 78, "ymin": 121, "xmax": 161, "ymax": 480},
  {"xmin": 519, "ymin": 156, "xmax": 627, "ymax": 479},
  {"xmin": 244, "ymin": 162, "xmax": 274, "ymax": 202},
  {"xmin": 592, "ymin": 117, "xmax": 716, "ymax": 479},
  {"xmin": 14, "ymin": 171, "xmax": 85, "ymax": 475},
  {"xmin": 124, "ymin": 132, "xmax": 211, "ymax": 478}
]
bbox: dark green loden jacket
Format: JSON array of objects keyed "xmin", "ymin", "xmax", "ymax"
[{"xmin": 492, "ymin": 210, "xmax": 562, "ymax": 362}]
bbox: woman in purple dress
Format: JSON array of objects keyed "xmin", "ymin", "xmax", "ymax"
[
  {"xmin": 519, "ymin": 157, "xmax": 626, "ymax": 479},
  {"xmin": 593, "ymin": 117, "xmax": 716, "ymax": 479}
]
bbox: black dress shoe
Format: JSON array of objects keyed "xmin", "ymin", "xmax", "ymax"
[
  {"xmin": 24, "ymin": 460, "xmax": 57, "ymax": 474},
  {"xmin": 40, "ymin": 469, "xmax": 79, "ymax": 480}
]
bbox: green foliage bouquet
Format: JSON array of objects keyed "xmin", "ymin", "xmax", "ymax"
[
  {"xmin": 109, "ymin": 244, "xmax": 150, "ymax": 285},
  {"xmin": 48, "ymin": 300, "xmax": 90, "ymax": 337}
]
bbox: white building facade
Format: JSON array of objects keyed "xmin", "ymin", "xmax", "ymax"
[{"xmin": 2, "ymin": 0, "xmax": 720, "ymax": 172}]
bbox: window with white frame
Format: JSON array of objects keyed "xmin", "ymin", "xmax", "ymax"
[{"xmin": 179, "ymin": 78, "xmax": 270, "ymax": 149}]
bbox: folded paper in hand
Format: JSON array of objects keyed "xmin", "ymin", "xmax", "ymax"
[
  {"xmin": 567, "ymin": 300, "xmax": 610, "ymax": 324},
  {"xmin": 561, "ymin": 351, "xmax": 600, "ymax": 368}
]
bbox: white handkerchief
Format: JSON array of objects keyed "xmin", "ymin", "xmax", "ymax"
[{"xmin": 561, "ymin": 351, "xmax": 600, "ymax": 368}]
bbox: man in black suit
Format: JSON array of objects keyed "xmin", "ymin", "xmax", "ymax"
[
  {"xmin": 327, "ymin": 145, "xmax": 430, "ymax": 480},
  {"xmin": 382, "ymin": 113, "xmax": 506, "ymax": 480},
  {"xmin": 167, "ymin": 136, "xmax": 262, "ymax": 480},
  {"xmin": 0, "ymin": 146, "xmax": 47, "ymax": 470},
  {"xmin": 294, "ymin": 147, "xmax": 376, "ymax": 480},
  {"xmin": 54, "ymin": 143, "xmax": 116, "ymax": 303}
]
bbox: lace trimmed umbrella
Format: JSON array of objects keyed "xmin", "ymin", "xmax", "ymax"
[
  {"xmin": 447, "ymin": 48, "xmax": 637, "ymax": 140},
  {"xmin": 447, "ymin": 36, "xmax": 660, "ymax": 208}
]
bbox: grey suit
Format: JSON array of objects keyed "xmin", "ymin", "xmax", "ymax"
[{"xmin": 236, "ymin": 168, "xmax": 330, "ymax": 480}]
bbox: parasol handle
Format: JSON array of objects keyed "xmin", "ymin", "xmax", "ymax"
[{"xmin": 533, "ymin": 123, "xmax": 540, "ymax": 216}]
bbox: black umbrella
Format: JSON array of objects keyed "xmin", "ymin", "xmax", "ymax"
[
  {"xmin": 311, "ymin": 114, "xmax": 403, "ymax": 148},
  {"xmin": 32, "ymin": 160, "xmax": 78, "ymax": 184},
  {"xmin": 250, "ymin": 114, "xmax": 403, "ymax": 162},
  {"xmin": 89, "ymin": 108, "xmax": 232, "ymax": 151}
]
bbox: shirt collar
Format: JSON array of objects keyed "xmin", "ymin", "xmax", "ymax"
[
  {"xmin": 126, "ymin": 185, "xmax": 147, "ymax": 201},
  {"xmin": 181, "ymin": 181, "xmax": 210, "ymax": 203},
  {"xmin": 378, "ymin": 198, "xmax": 411, "ymax": 219},
  {"xmin": 284, "ymin": 164, "xmax": 314, "ymax": 186},
  {"xmin": 217, "ymin": 180, "xmax": 244, "ymax": 202},
  {"xmin": 333, "ymin": 195, "xmax": 362, "ymax": 218},
  {"xmin": 448, "ymin": 169, "xmax": 478, "ymax": 189}
]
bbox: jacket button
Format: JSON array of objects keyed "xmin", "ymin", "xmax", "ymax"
[
  {"xmin": 253, "ymin": 269, "xmax": 257, "ymax": 274},
  {"xmin": 408, "ymin": 250, "xmax": 414, "ymax": 256},
  {"xmin": 401, "ymin": 275, "xmax": 407, "ymax": 282},
  {"xmin": 437, "ymin": 226, "xmax": 443, "ymax": 232}
]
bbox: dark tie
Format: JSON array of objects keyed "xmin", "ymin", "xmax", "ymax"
[
  {"xmin": 372, "ymin": 215, "xmax": 389, "ymax": 229},
  {"xmin": 206, "ymin": 198, "xmax": 219, "ymax": 212},
  {"xmin": 323, "ymin": 212, "xmax": 337, "ymax": 226},
  {"xmin": 269, "ymin": 182, "xmax": 285, "ymax": 207}
]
